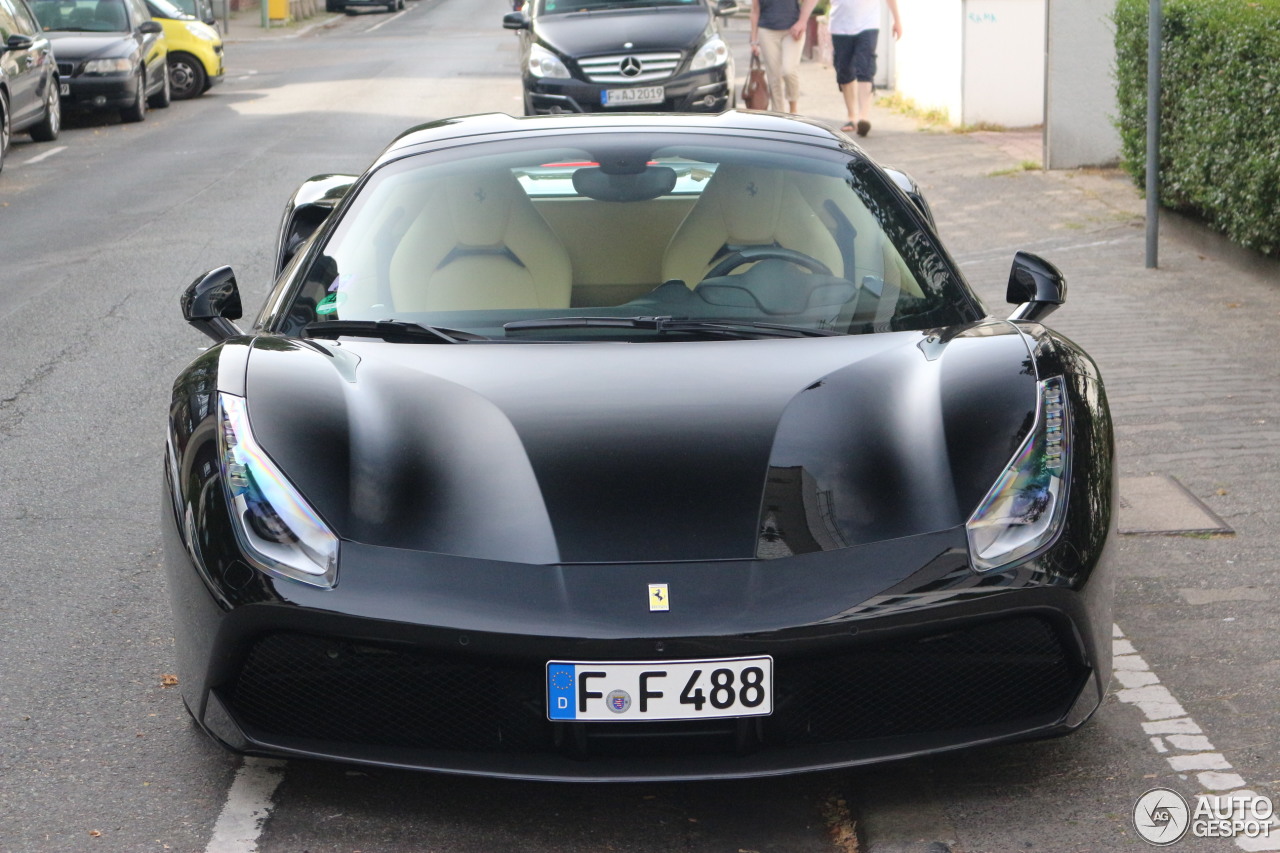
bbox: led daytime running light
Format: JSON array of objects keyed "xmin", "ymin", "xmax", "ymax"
[
  {"xmin": 217, "ymin": 393, "xmax": 339, "ymax": 588},
  {"xmin": 965, "ymin": 377, "xmax": 1071, "ymax": 573}
]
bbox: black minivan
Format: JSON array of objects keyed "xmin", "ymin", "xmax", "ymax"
[{"xmin": 503, "ymin": 0, "xmax": 737, "ymax": 116}]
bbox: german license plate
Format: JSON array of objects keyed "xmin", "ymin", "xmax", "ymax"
[
  {"xmin": 547, "ymin": 656, "xmax": 772, "ymax": 721},
  {"xmin": 60, "ymin": 83, "xmax": 70, "ymax": 96},
  {"xmin": 601, "ymin": 86, "xmax": 664, "ymax": 107}
]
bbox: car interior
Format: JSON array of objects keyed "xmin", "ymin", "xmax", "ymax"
[{"xmin": 292, "ymin": 137, "xmax": 952, "ymax": 339}]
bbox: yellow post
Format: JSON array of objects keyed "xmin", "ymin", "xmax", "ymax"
[{"xmin": 268, "ymin": 0, "xmax": 288, "ymax": 22}]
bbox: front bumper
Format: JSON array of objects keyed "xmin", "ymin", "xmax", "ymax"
[
  {"xmin": 523, "ymin": 67, "xmax": 733, "ymax": 115},
  {"xmin": 164, "ymin": 510, "xmax": 1115, "ymax": 781},
  {"xmin": 61, "ymin": 74, "xmax": 136, "ymax": 110}
]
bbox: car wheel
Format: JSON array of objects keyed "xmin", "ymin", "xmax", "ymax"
[
  {"xmin": 0, "ymin": 91, "xmax": 10, "ymax": 175},
  {"xmin": 29, "ymin": 80, "xmax": 61, "ymax": 142},
  {"xmin": 168, "ymin": 53, "xmax": 207, "ymax": 101},
  {"xmin": 120, "ymin": 72, "xmax": 147, "ymax": 122},
  {"xmin": 148, "ymin": 63, "xmax": 172, "ymax": 109}
]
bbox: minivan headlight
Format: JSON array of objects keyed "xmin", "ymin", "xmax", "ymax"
[
  {"xmin": 217, "ymin": 393, "xmax": 339, "ymax": 588},
  {"xmin": 689, "ymin": 35, "xmax": 729, "ymax": 71},
  {"xmin": 528, "ymin": 43, "xmax": 570, "ymax": 78},
  {"xmin": 965, "ymin": 377, "xmax": 1070, "ymax": 572}
]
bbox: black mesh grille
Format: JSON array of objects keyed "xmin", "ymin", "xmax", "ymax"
[
  {"xmin": 230, "ymin": 634, "xmax": 551, "ymax": 752},
  {"xmin": 772, "ymin": 615, "xmax": 1081, "ymax": 746},
  {"xmin": 228, "ymin": 616, "xmax": 1081, "ymax": 757}
]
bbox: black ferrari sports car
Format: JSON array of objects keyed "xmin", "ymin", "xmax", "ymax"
[{"xmin": 164, "ymin": 111, "xmax": 1115, "ymax": 781}]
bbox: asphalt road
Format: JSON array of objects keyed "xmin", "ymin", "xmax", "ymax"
[{"xmin": 1, "ymin": 0, "xmax": 1277, "ymax": 850}]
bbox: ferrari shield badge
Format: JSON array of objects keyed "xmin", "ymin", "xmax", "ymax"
[{"xmin": 648, "ymin": 583, "xmax": 669, "ymax": 612}]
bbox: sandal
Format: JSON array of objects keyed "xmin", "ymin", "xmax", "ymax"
[{"xmin": 840, "ymin": 122, "xmax": 856, "ymax": 133}]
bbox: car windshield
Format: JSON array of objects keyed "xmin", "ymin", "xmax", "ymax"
[
  {"xmin": 147, "ymin": 0, "xmax": 193, "ymax": 19},
  {"xmin": 536, "ymin": 0, "xmax": 701, "ymax": 14},
  {"xmin": 32, "ymin": 0, "xmax": 128, "ymax": 30},
  {"xmin": 285, "ymin": 131, "xmax": 980, "ymax": 342}
]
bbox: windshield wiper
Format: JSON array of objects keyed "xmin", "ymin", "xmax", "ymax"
[
  {"xmin": 304, "ymin": 319, "xmax": 488, "ymax": 344},
  {"xmin": 502, "ymin": 316, "xmax": 840, "ymax": 338}
]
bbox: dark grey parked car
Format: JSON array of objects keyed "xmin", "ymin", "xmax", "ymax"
[{"xmin": 0, "ymin": 0, "xmax": 60, "ymax": 173}]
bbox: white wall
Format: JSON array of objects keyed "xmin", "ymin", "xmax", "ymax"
[
  {"xmin": 892, "ymin": 0, "xmax": 964, "ymax": 122},
  {"xmin": 961, "ymin": 0, "xmax": 1045, "ymax": 127},
  {"xmin": 1044, "ymin": 0, "xmax": 1121, "ymax": 167}
]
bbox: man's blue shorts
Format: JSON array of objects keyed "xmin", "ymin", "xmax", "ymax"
[{"xmin": 832, "ymin": 29, "xmax": 879, "ymax": 85}]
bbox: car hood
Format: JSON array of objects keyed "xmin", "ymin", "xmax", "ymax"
[
  {"xmin": 242, "ymin": 323, "xmax": 1037, "ymax": 565},
  {"xmin": 45, "ymin": 32, "xmax": 136, "ymax": 61},
  {"xmin": 533, "ymin": 5, "xmax": 711, "ymax": 57}
]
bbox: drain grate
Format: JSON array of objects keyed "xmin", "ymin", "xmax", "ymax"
[{"xmin": 1117, "ymin": 475, "xmax": 1234, "ymax": 535}]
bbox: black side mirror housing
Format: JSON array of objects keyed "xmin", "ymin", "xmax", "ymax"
[
  {"xmin": 1006, "ymin": 251, "xmax": 1066, "ymax": 322},
  {"xmin": 502, "ymin": 11, "xmax": 528, "ymax": 29},
  {"xmin": 139, "ymin": 20, "xmax": 163, "ymax": 34},
  {"xmin": 5, "ymin": 33, "xmax": 36, "ymax": 50},
  {"xmin": 182, "ymin": 266, "xmax": 244, "ymax": 343}
]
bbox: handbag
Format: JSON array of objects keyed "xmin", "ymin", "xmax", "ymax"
[{"xmin": 741, "ymin": 54, "xmax": 770, "ymax": 111}]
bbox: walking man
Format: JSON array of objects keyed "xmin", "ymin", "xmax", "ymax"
[{"xmin": 831, "ymin": 0, "xmax": 902, "ymax": 136}]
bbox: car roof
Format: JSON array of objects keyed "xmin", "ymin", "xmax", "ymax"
[{"xmin": 375, "ymin": 111, "xmax": 859, "ymax": 167}]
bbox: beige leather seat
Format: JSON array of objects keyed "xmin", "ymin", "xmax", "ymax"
[
  {"xmin": 389, "ymin": 171, "xmax": 572, "ymax": 312},
  {"xmin": 661, "ymin": 165, "xmax": 843, "ymax": 288}
]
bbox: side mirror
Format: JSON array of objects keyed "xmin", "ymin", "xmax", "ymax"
[
  {"xmin": 714, "ymin": 0, "xmax": 738, "ymax": 15},
  {"xmin": 5, "ymin": 33, "xmax": 36, "ymax": 50},
  {"xmin": 1006, "ymin": 251, "xmax": 1066, "ymax": 322},
  {"xmin": 139, "ymin": 20, "xmax": 163, "ymax": 34},
  {"xmin": 182, "ymin": 266, "xmax": 244, "ymax": 343},
  {"xmin": 502, "ymin": 11, "xmax": 528, "ymax": 29}
]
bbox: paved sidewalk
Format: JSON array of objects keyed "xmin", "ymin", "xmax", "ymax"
[{"xmin": 780, "ymin": 33, "xmax": 1280, "ymax": 853}]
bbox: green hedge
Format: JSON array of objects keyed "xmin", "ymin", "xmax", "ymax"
[{"xmin": 1114, "ymin": 0, "xmax": 1280, "ymax": 256}]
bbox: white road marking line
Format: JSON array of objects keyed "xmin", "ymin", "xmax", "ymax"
[
  {"xmin": 205, "ymin": 757, "xmax": 287, "ymax": 853},
  {"xmin": 363, "ymin": 8, "xmax": 406, "ymax": 32},
  {"xmin": 1113, "ymin": 625, "xmax": 1280, "ymax": 850},
  {"xmin": 23, "ymin": 145, "xmax": 67, "ymax": 165}
]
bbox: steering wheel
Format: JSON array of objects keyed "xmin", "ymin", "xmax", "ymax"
[{"xmin": 702, "ymin": 246, "xmax": 832, "ymax": 281}]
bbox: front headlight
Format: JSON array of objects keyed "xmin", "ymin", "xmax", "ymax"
[
  {"xmin": 184, "ymin": 21, "xmax": 217, "ymax": 40},
  {"xmin": 688, "ymin": 35, "xmax": 729, "ymax": 71},
  {"xmin": 528, "ymin": 43, "xmax": 569, "ymax": 78},
  {"xmin": 217, "ymin": 393, "xmax": 339, "ymax": 588},
  {"xmin": 83, "ymin": 57, "xmax": 134, "ymax": 74},
  {"xmin": 965, "ymin": 376, "xmax": 1070, "ymax": 572}
]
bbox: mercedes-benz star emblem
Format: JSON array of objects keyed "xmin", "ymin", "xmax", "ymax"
[{"xmin": 619, "ymin": 56, "xmax": 642, "ymax": 78}]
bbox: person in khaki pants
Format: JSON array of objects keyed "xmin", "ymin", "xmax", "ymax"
[{"xmin": 749, "ymin": 0, "xmax": 819, "ymax": 113}]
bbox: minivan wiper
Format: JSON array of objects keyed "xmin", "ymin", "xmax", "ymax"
[
  {"xmin": 502, "ymin": 316, "xmax": 840, "ymax": 338},
  {"xmin": 304, "ymin": 319, "xmax": 488, "ymax": 343}
]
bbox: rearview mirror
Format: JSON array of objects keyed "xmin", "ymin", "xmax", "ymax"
[
  {"xmin": 502, "ymin": 11, "xmax": 528, "ymax": 29},
  {"xmin": 139, "ymin": 20, "xmax": 162, "ymax": 34},
  {"xmin": 182, "ymin": 266, "xmax": 243, "ymax": 343}
]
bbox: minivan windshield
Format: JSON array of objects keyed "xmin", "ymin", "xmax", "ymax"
[{"xmin": 283, "ymin": 132, "xmax": 980, "ymax": 342}]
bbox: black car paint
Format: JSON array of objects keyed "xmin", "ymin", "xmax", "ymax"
[
  {"xmin": 163, "ymin": 112, "xmax": 1116, "ymax": 780},
  {"xmin": 504, "ymin": 0, "xmax": 734, "ymax": 114}
]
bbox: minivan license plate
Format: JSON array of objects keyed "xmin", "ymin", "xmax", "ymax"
[
  {"xmin": 547, "ymin": 656, "xmax": 772, "ymax": 721},
  {"xmin": 602, "ymin": 86, "xmax": 664, "ymax": 107}
]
